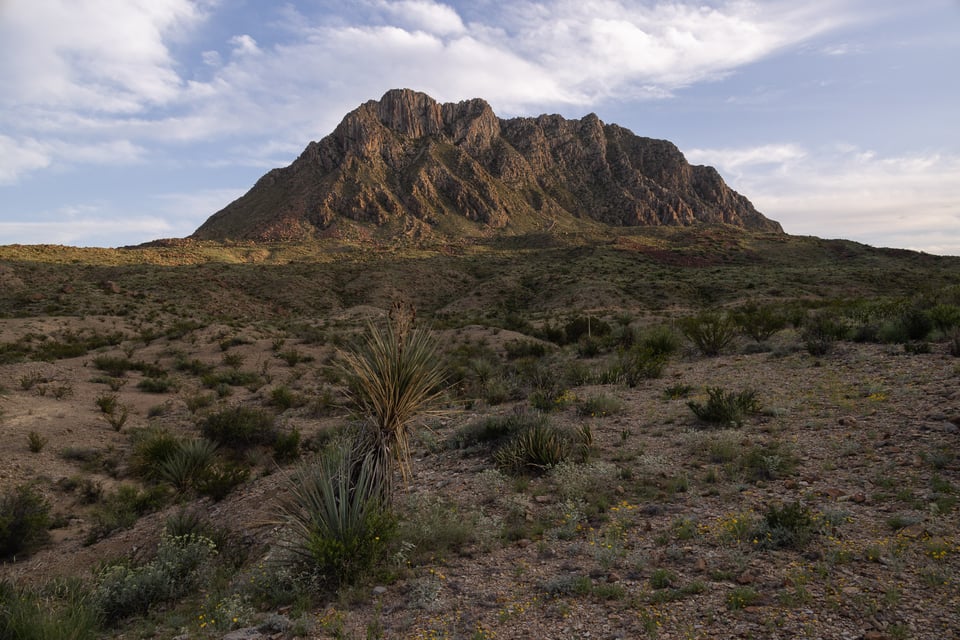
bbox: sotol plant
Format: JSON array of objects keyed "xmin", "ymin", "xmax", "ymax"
[{"xmin": 338, "ymin": 302, "xmax": 446, "ymax": 500}]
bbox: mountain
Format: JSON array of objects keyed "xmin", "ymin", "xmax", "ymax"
[{"xmin": 191, "ymin": 89, "xmax": 782, "ymax": 242}]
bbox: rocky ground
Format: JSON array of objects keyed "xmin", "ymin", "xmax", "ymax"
[{"xmin": 1, "ymin": 315, "xmax": 959, "ymax": 639}]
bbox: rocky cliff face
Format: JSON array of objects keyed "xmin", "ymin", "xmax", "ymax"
[{"xmin": 192, "ymin": 89, "xmax": 782, "ymax": 241}]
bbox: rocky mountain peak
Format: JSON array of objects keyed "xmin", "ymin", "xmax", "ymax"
[{"xmin": 192, "ymin": 89, "xmax": 782, "ymax": 242}]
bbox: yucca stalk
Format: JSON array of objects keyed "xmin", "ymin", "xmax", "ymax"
[{"xmin": 338, "ymin": 303, "xmax": 446, "ymax": 499}]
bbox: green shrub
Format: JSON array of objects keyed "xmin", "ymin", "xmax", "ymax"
[
  {"xmin": 752, "ymin": 501, "xmax": 817, "ymax": 550},
  {"xmin": 680, "ymin": 311, "xmax": 738, "ymax": 356},
  {"xmin": 494, "ymin": 423, "xmax": 587, "ymax": 475},
  {"xmin": 278, "ymin": 445, "xmax": 394, "ymax": 588},
  {"xmin": 85, "ymin": 485, "xmax": 169, "ymax": 545},
  {"xmin": 0, "ymin": 579, "xmax": 99, "ymax": 640},
  {"xmin": 448, "ymin": 411, "xmax": 545, "ymax": 450},
  {"xmin": 930, "ymin": 304, "xmax": 960, "ymax": 333},
  {"xmin": 27, "ymin": 430, "xmax": 47, "ymax": 453},
  {"xmin": 802, "ymin": 312, "xmax": 847, "ymax": 355},
  {"xmin": 739, "ymin": 441, "xmax": 797, "ymax": 482},
  {"xmin": 129, "ymin": 427, "xmax": 181, "ymax": 480},
  {"xmin": 269, "ymin": 385, "xmax": 304, "ymax": 411},
  {"xmin": 577, "ymin": 393, "xmax": 623, "ymax": 417},
  {"xmin": 0, "ymin": 484, "xmax": 51, "ymax": 559},
  {"xmin": 136, "ymin": 376, "xmax": 175, "ymax": 393},
  {"xmin": 95, "ymin": 393, "xmax": 119, "ymax": 414},
  {"xmin": 734, "ymin": 303, "xmax": 787, "ymax": 342},
  {"xmin": 688, "ymin": 388, "xmax": 760, "ymax": 427},
  {"xmin": 504, "ymin": 339, "xmax": 549, "ymax": 359},
  {"xmin": 727, "ymin": 586, "xmax": 759, "ymax": 610},
  {"xmin": 92, "ymin": 355, "xmax": 134, "ymax": 377},
  {"xmin": 564, "ymin": 316, "xmax": 612, "ymax": 344},
  {"xmin": 200, "ymin": 405, "xmax": 277, "ymax": 450},
  {"xmin": 273, "ymin": 428, "xmax": 302, "ymax": 463},
  {"xmin": 201, "ymin": 370, "xmax": 263, "ymax": 389},
  {"xmin": 158, "ymin": 439, "xmax": 219, "ymax": 493},
  {"xmin": 616, "ymin": 343, "xmax": 668, "ymax": 385},
  {"xmin": 397, "ymin": 495, "xmax": 477, "ymax": 560},
  {"xmin": 195, "ymin": 462, "xmax": 249, "ymax": 501},
  {"xmin": 93, "ymin": 533, "xmax": 218, "ymax": 624}
]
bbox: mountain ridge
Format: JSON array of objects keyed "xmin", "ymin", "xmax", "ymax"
[{"xmin": 191, "ymin": 89, "xmax": 782, "ymax": 242}]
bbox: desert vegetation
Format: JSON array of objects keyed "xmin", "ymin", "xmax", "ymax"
[{"xmin": 1, "ymin": 229, "xmax": 959, "ymax": 638}]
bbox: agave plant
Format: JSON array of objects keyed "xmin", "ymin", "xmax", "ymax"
[{"xmin": 338, "ymin": 302, "xmax": 446, "ymax": 500}]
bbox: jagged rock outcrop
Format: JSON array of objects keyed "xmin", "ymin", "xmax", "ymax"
[{"xmin": 192, "ymin": 89, "xmax": 781, "ymax": 241}]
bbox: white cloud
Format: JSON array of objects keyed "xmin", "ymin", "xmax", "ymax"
[
  {"xmin": 378, "ymin": 0, "xmax": 466, "ymax": 35},
  {"xmin": 0, "ymin": 136, "xmax": 51, "ymax": 185},
  {"xmin": 0, "ymin": 0, "xmax": 206, "ymax": 113},
  {"xmin": 690, "ymin": 144, "xmax": 960, "ymax": 255},
  {"xmin": 0, "ymin": 216, "xmax": 175, "ymax": 248}
]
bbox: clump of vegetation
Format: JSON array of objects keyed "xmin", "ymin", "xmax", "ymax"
[
  {"xmin": 27, "ymin": 430, "xmax": 47, "ymax": 453},
  {"xmin": 199, "ymin": 405, "xmax": 277, "ymax": 450},
  {"xmin": 85, "ymin": 485, "xmax": 169, "ymax": 544},
  {"xmin": 277, "ymin": 445, "xmax": 394, "ymax": 588},
  {"xmin": 448, "ymin": 411, "xmax": 545, "ymax": 450},
  {"xmin": 0, "ymin": 484, "xmax": 51, "ymax": 559},
  {"xmin": 93, "ymin": 533, "xmax": 219, "ymax": 624},
  {"xmin": 751, "ymin": 501, "xmax": 818, "ymax": 549},
  {"xmin": 688, "ymin": 387, "xmax": 760, "ymax": 427},
  {"xmin": 494, "ymin": 422, "xmax": 590, "ymax": 475},
  {"xmin": 734, "ymin": 302, "xmax": 787, "ymax": 342},
  {"xmin": 680, "ymin": 311, "xmax": 738, "ymax": 356},
  {"xmin": 802, "ymin": 312, "xmax": 847, "ymax": 355}
]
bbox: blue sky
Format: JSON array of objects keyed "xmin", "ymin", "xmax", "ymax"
[{"xmin": 1, "ymin": 0, "xmax": 958, "ymax": 254}]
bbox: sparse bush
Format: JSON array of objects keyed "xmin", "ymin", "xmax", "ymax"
[
  {"xmin": 564, "ymin": 315, "xmax": 612, "ymax": 344},
  {"xmin": 739, "ymin": 441, "xmax": 797, "ymax": 482},
  {"xmin": 269, "ymin": 385, "xmax": 304, "ymax": 411},
  {"xmin": 27, "ymin": 430, "xmax": 47, "ymax": 453},
  {"xmin": 0, "ymin": 484, "xmax": 51, "ymax": 559},
  {"xmin": 734, "ymin": 303, "xmax": 787, "ymax": 342},
  {"xmin": 92, "ymin": 355, "xmax": 134, "ymax": 377},
  {"xmin": 616, "ymin": 343, "xmax": 668, "ymax": 385},
  {"xmin": 664, "ymin": 383, "xmax": 693, "ymax": 400},
  {"xmin": 85, "ymin": 485, "xmax": 169, "ymax": 544},
  {"xmin": 577, "ymin": 393, "xmax": 623, "ymax": 417},
  {"xmin": 751, "ymin": 501, "xmax": 817, "ymax": 549},
  {"xmin": 688, "ymin": 387, "xmax": 760, "ymax": 427},
  {"xmin": 929, "ymin": 304, "xmax": 960, "ymax": 333},
  {"xmin": 397, "ymin": 495, "xmax": 477, "ymax": 560},
  {"xmin": 273, "ymin": 428, "xmax": 301, "ymax": 463},
  {"xmin": 504, "ymin": 339, "xmax": 549, "ymax": 359},
  {"xmin": 195, "ymin": 462, "xmax": 249, "ymax": 501},
  {"xmin": 803, "ymin": 312, "xmax": 847, "ymax": 355},
  {"xmin": 136, "ymin": 376, "xmax": 175, "ymax": 393},
  {"xmin": 95, "ymin": 393, "xmax": 119, "ymax": 414},
  {"xmin": 680, "ymin": 311, "xmax": 738, "ymax": 356},
  {"xmin": 449, "ymin": 411, "xmax": 545, "ymax": 450},
  {"xmin": 93, "ymin": 533, "xmax": 218, "ymax": 623},
  {"xmin": 200, "ymin": 405, "xmax": 277, "ymax": 450}
]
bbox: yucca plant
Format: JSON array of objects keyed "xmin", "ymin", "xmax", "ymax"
[
  {"xmin": 277, "ymin": 445, "xmax": 392, "ymax": 586},
  {"xmin": 338, "ymin": 302, "xmax": 446, "ymax": 500},
  {"xmin": 158, "ymin": 439, "xmax": 218, "ymax": 494}
]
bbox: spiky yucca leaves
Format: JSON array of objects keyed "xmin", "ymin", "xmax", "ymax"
[
  {"xmin": 278, "ymin": 446, "xmax": 392, "ymax": 587},
  {"xmin": 338, "ymin": 303, "xmax": 446, "ymax": 499}
]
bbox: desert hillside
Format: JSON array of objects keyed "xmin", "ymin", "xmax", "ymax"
[{"xmin": 1, "ymin": 230, "xmax": 959, "ymax": 639}]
